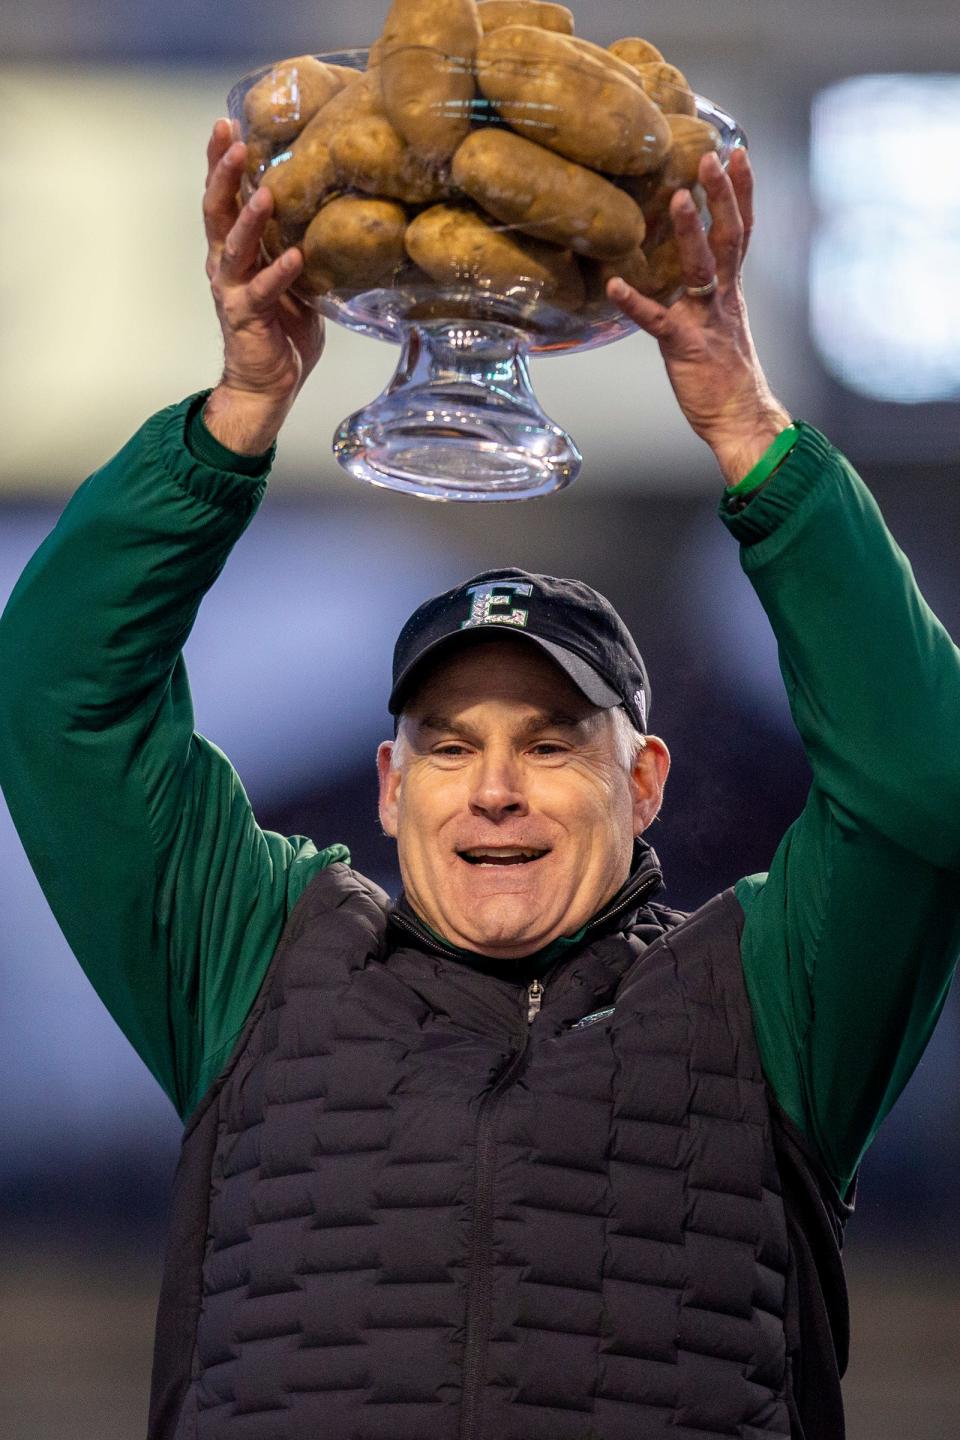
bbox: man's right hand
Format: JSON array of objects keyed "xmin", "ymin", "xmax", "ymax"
[{"xmin": 202, "ymin": 119, "xmax": 326, "ymax": 455}]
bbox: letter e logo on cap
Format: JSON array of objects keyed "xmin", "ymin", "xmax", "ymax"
[{"xmin": 461, "ymin": 582, "xmax": 533, "ymax": 630}]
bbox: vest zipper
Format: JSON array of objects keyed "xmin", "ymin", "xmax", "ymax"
[
  {"xmin": 459, "ymin": 1033, "xmax": 530, "ymax": 1440},
  {"xmin": 526, "ymin": 977, "xmax": 543, "ymax": 1023},
  {"xmin": 586, "ymin": 867, "xmax": 662, "ymax": 932}
]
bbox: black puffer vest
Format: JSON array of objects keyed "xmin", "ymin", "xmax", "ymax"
[{"xmin": 149, "ymin": 853, "xmax": 852, "ymax": 1440}]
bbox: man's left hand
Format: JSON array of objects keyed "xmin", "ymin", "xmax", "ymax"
[{"xmin": 607, "ymin": 148, "xmax": 791, "ymax": 487}]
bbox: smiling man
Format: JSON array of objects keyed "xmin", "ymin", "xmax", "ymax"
[
  {"xmin": 380, "ymin": 584, "xmax": 669, "ymax": 959},
  {"xmin": 1, "ymin": 119, "xmax": 959, "ymax": 1440}
]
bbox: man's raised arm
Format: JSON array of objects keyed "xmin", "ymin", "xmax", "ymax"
[
  {"xmin": 0, "ymin": 123, "xmax": 339, "ymax": 1119},
  {"xmin": 609, "ymin": 149, "xmax": 960, "ymax": 1196}
]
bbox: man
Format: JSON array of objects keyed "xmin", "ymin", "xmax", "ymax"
[{"xmin": 0, "ymin": 120, "xmax": 957, "ymax": 1440}]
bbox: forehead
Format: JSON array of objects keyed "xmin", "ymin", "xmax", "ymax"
[{"xmin": 404, "ymin": 634, "xmax": 594, "ymax": 718}]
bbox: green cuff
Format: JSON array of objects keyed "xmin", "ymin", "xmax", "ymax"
[
  {"xmin": 725, "ymin": 423, "xmax": 799, "ymax": 500},
  {"xmin": 719, "ymin": 421, "xmax": 842, "ymax": 546},
  {"xmin": 184, "ymin": 391, "xmax": 276, "ymax": 479},
  {"xmin": 146, "ymin": 395, "xmax": 270, "ymax": 515}
]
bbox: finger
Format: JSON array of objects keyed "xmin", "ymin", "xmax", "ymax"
[
  {"xmin": 605, "ymin": 276, "xmax": 673, "ymax": 340},
  {"xmin": 727, "ymin": 146, "xmax": 755, "ymax": 261},
  {"xmin": 698, "ymin": 151, "xmax": 744, "ymax": 286},
  {"xmin": 242, "ymin": 247, "xmax": 306, "ymax": 315},
  {"xmin": 203, "ymin": 140, "xmax": 248, "ymax": 251},
  {"xmin": 218, "ymin": 185, "xmax": 275, "ymax": 284},
  {"xmin": 205, "ymin": 118, "xmax": 234, "ymax": 187},
  {"xmin": 670, "ymin": 189, "xmax": 718, "ymax": 294}
]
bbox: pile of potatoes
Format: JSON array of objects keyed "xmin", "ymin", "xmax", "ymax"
[{"xmin": 240, "ymin": 0, "xmax": 725, "ymax": 315}]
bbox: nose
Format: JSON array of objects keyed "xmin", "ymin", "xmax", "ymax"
[{"xmin": 467, "ymin": 746, "xmax": 528, "ymax": 822}]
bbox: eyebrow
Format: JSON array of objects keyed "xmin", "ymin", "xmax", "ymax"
[{"xmin": 413, "ymin": 710, "xmax": 591, "ymax": 741}]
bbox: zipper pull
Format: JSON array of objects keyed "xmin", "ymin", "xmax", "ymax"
[{"xmin": 526, "ymin": 978, "xmax": 544, "ymax": 1024}]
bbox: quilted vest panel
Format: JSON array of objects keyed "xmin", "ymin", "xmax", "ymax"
[{"xmin": 151, "ymin": 864, "xmax": 793, "ymax": 1440}]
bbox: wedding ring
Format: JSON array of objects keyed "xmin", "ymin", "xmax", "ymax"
[{"xmin": 685, "ymin": 275, "xmax": 719, "ymax": 299}]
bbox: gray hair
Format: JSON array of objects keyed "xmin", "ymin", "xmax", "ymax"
[{"xmin": 390, "ymin": 705, "xmax": 646, "ymax": 773}]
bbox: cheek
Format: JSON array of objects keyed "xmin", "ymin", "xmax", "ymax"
[
  {"xmin": 397, "ymin": 773, "xmax": 462, "ymax": 854},
  {"xmin": 543, "ymin": 766, "xmax": 629, "ymax": 824}
]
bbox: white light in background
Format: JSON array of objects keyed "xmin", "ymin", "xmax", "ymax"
[{"xmin": 810, "ymin": 74, "xmax": 960, "ymax": 403}]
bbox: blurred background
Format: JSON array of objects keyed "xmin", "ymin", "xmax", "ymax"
[{"xmin": 1, "ymin": 2, "xmax": 958, "ymax": 1436}]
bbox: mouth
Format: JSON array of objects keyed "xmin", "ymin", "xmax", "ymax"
[{"xmin": 456, "ymin": 846, "xmax": 551, "ymax": 867}]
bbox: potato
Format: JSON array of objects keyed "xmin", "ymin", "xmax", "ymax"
[
  {"xmin": 379, "ymin": 0, "xmax": 483, "ymax": 164},
  {"xmin": 452, "ymin": 128, "xmax": 645, "ymax": 259},
  {"xmin": 608, "ymin": 37, "xmax": 664, "ymax": 68},
  {"xmin": 261, "ymin": 215, "xmax": 308, "ymax": 264},
  {"xmin": 476, "ymin": 25, "xmax": 670, "ymax": 176},
  {"xmin": 597, "ymin": 246, "xmax": 654, "ymax": 295},
  {"xmin": 662, "ymin": 114, "xmax": 722, "ymax": 187},
  {"xmin": 580, "ymin": 245, "xmax": 654, "ymax": 305},
  {"xmin": 324, "ymin": 63, "xmax": 363, "ymax": 89},
  {"xmin": 244, "ymin": 132, "xmax": 276, "ymax": 186},
  {"xmin": 405, "ymin": 203, "xmax": 585, "ymax": 310},
  {"xmin": 643, "ymin": 235, "xmax": 684, "ymax": 301},
  {"xmin": 617, "ymin": 165, "xmax": 677, "ymax": 243},
  {"xmin": 259, "ymin": 76, "xmax": 380, "ymax": 228},
  {"xmin": 635, "ymin": 61, "xmax": 696, "ymax": 117},
  {"xmin": 243, "ymin": 56, "xmax": 352, "ymax": 143},
  {"xmin": 559, "ymin": 33, "xmax": 664, "ymax": 89},
  {"xmin": 478, "ymin": 1, "xmax": 574, "ymax": 34},
  {"xmin": 330, "ymin": 107, "xmax": 451, "ymax": 205},
  {"xmin": 301, "ymin": 196, "xmax": 408, "ymax": 295}
]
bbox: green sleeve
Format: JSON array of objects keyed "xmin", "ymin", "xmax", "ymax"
[
  {"xmin": 0, "ymin": 394, "xmax": 348, "ymax": 1121},
  {"xmin": 719, "ymin": 423, "xmax": 960, "ymax": 1194}
]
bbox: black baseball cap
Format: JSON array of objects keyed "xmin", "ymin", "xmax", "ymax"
[{"xmin": 389, "ymin": 567, "xmax": 651, "ymax": 732}]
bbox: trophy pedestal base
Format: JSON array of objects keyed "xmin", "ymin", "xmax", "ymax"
[{"xmin": 332, "ymin": 324, "xmax": 581, "ymax": 502}]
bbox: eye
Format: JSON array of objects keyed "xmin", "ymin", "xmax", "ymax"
[
  {"xmin": 529, "ymin": 741, "xmax": 569, "ymax": 757},
  {"xmin": 433, "ymin": 742, "xmax": 471, "ymax": 758}
]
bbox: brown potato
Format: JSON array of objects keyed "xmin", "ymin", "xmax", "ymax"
[
  {"xmin": 261, "ymin": 215, "xmax": 307, "ymax": 264},
  {"xmin": 662, "ymin": 114, "xmax": 722, "ymax": 187},
  {"xmin": 261, "ymin": 218, "xmax": 286, "ymax": 263},
  {"xmin": 330, "ymin": 107, "xmax": 451, "ymax": 205},
  {"xmin": 258, "ymin": 77, "xmax": 380, "ymax": 228},
  {"xmin": 476, "ymin": 25, "xmax": 670, "ymax": 176},
  {"xmin": 595, "ymin": 246, "xmax": 655, "ymax": 297},
  {"xmin": 243, "ymin": 56, "xmax": 351, "ymax": 143},
  {"xmin": 244, "ymin": 132, "xmax": 276, "ymax": 186},
  {"xmin": 635, "ymin": 61, "xmax": 697, "ymax": 117},
  {"xmin": 643, "ymin": 235, "xmax": 684, "ymax": 301},
  {"xmin": 379, "ymin": 0, "xmax": 483, "ymax": 164},
  {"xmin": 608, "ymin": 37, "xmax": 664, "ymax": 68},
  {"xmin": 559, "ymin": 33, "xmax": 662, "ymax": 89},
  {"xmin": 324, "ymin": 63, "xmax": 363, "ymax": 88},
  {"xmin": 579, "ymin": 245, "xmax": 654, "ymax": 305},
  {"xmin": 406, "ymin": 203, "xmax": 585, "ymax": 310},
  {"xmin": 618, "ymin": 165, "xmax": 679, "ymax": 247},
  {"xmin": 301, "ymin": 196, "xmax": 408, "ymax": 295},
  {"xmin": 478, "ymin": 1, "xmax": 574, "ymax": 34},
  {"xmin": 452, "ymin": 128, "xmax": 645, "ymax": 259}
]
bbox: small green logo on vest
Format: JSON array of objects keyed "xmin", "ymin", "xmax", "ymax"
[{"xmin": 461, "ymin": 581, "xmax": 533, "ymax": 630}]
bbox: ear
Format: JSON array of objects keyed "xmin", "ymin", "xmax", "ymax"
[
  {"xmin": 377, "ymin": 740, "xmax": 401, "ymax": 838},
  {"xmin": 630, "ymin": 735, "xmax": 671, "ymax": 836}
]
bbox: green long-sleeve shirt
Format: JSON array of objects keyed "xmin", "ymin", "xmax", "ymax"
[{"xmin": 1, "ymin": 395, "xmax": 958, "ymax": 1199}]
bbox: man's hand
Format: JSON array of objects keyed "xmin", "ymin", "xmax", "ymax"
[
  {"xmin": 606, "ymin": 149, "xmax": 792, "ymax": 487},
  {"xmin": 202, "ymin": 119, "xmax": 326, "ymax": 455}
]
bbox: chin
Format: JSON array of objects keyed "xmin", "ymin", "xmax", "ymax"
[{"xmin": 457, "ymin": 901, "xmax": 555, "ymax": 957}]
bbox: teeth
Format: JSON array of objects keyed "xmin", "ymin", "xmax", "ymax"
[{"xmin": 460, "ymin": 847, "xmax": 546, "ymax": 862}]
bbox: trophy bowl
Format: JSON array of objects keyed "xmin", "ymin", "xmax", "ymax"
[{"xmin": 227, "ymin": 33, "xmax": 745, "ymax": 501}]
